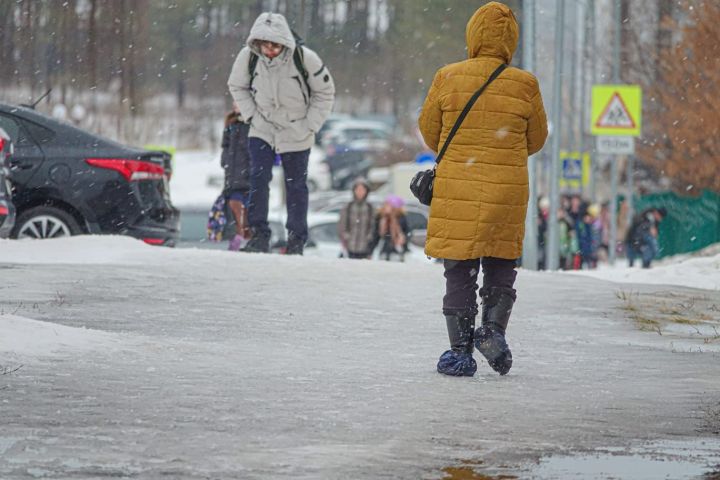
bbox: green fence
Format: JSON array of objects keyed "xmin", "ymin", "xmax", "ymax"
[{"xmin": 634, "ymin": 190, "xmax": 720, "ymax": 258}]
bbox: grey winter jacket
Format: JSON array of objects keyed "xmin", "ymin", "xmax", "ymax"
[{"xmin": 227, "ymin": 12, "xmax": 335, "ymax": 153}]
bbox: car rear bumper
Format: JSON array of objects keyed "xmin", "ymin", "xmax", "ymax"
[{"xmin": 125, "ymin": 207, "xmax": 180, "ymax": 247}]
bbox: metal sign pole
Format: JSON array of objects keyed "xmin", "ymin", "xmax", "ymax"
[
  {"xmin": 546, "ymin": 0, "xmax": 565, "ymax": 271},
  {"xmin": 587, "ymin": 0, "xmax": 597, "ymax": 202},
  {"xmin": 576, "ymin": 0, "xmax": 587, "ymax": 197},
  {"xmin": 608, "ymin": 0, "xmax": 622, "ymax": 266},
  {"xmin": 522, "ymin": 0, "xmax": 538, "ymax": 271},
  {"xmin": 626, "ymin": 154, "xmax": 635, "ymax": 228}
]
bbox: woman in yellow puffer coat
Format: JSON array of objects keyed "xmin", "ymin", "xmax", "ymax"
[{"xmin": 418, "ymin": 2, "xmax": 548, "ymax": 377}]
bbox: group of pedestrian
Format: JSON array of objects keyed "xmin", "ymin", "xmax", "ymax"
[
  {"xmin": 338, "ymin": 179, "xmax": 410, "ymax": 261},
  {"xmin": 537, "ymin": 195, "xmax": 611, "ymax": 270},
  {"xmin": 536, "ymin": 195, "xmax": 667, "ymax": 270},
  {"xmin": 218, "ymin": 3, "xmax": 553, "ymax": 379}
]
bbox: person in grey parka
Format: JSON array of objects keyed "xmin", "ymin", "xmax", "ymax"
[{"xmin": 228, "ymin": 12, "xmax": 335, "ymax": 254}]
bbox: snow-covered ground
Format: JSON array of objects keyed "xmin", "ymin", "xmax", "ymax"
[
  {"xmin": 567, "ymin": 251, "xmax": 720, "ymax": 291},
  {"xmin": 1, "ymin": 236, "xmax": 719, "ymax": 479}
]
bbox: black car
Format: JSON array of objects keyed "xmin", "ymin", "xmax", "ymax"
[
  {"xmin": 0, "ymin": 127, "xmax": 16, "ymax": 238},
  {"xmin": 0, "ymin": 104, "xmax": 179, "ymax": 245}
]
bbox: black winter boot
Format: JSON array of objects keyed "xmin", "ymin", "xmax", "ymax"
[
  {"xmin": 437, "ymin": 311, "xmax": 477, "ymax": 377},
  {"xmin": 474, "ymin": 287, "xmax": 515, "ymax": 375},
  {"xmin": 242, "ymin": 229, "xmax": 270, "ymax": 253},
  {"xmin": 286, "ymin": 232, "xmax": 305, "ymax": 255}
]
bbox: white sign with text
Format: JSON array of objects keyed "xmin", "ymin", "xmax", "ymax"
[{"xmin": 597, "ymin": 136, "xmax": 635, "ymax": 155}]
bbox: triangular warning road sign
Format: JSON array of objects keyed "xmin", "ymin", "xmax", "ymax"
[{"xmin": 595, "ymin": 92, "xmax": 636, "ymax": 129}]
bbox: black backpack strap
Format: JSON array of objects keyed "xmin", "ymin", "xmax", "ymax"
[
  {"xmin": 293, "ymin": 46, "xmax": 311, "ymax": 98},
  {"xmin": 248, "ymin": 52, "xmax": 259, "ymax": 89},
  {"xmin": 249, "ymin": 46, "xmax": 310, "ymax": 97},
  {"xmin": 435, "ymin": 63, "xmax": 507, "ymax": 165}
]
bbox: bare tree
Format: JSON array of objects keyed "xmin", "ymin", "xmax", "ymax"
[{"xmin": 639, "ymin": 1, "xmax": 720, "ymax": 192}]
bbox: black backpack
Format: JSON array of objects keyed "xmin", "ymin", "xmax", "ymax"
[{"xmin": 248, "ymin": 29, "xmax": 311, "ymax": 98}]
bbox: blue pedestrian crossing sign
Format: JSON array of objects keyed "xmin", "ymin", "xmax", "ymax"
[
  {"xmin": 562, "ymin": 158, "xmax": 583, "ymax": 180},
  {"xmin": 560, "ymin": 151, "xmax": 590, "ymax": 190}
]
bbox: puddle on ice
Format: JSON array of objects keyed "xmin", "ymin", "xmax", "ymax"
[
  {"xmin": 442, "ymin": 439, "xmax": 720, "ymax": 480},
  {"xmin": 442, "ymin": 463, "xmax": 516, "ymax": 480},
  {"xmin": 532, "ymin": 453, "xmax": 716, "ymax": 479},
  {"xmin": 530, "ymin": 438, "xmax": 720, "ymax": 480}
]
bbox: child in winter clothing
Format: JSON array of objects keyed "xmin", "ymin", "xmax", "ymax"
[
  {"xmin": 576, "ymin": 208, "xmax": 600, "ymax": 269},
  {"xmin": 221, "ymin": 108, "xmax": 252, "ymax": 251},
  {"xmin": 376, "ymin": 194, "xmax": 410, "ymax": 262},
  {"xmin": 558, "ymin": 208, "xmax": 578, "ymax": 270},
  {"xmin": 338, "ymin": 178, "xmax": 375, "ymax": 259}
]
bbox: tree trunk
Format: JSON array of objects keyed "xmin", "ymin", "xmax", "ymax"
[
  {"xmin": 0, "ymin": 2, "xmax": 15, "ymax": 84},
  {"xmin": 23, "ymin": 0, "xmax": 38, "ymax": 96},
  {"xmin": 176, "ymin": 24, "xmax": 186, "ymax": 109},
  {"xmin": 88, "ymin": 0, "xmax": 98, "ymax": 113}
]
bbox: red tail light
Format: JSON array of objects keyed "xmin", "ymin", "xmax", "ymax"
[
  {"xmin": 0, "ymin": 205, "xmax": 8, "ymax": 215},
  {"xmin": 0, "ymin": 137, "xmax": 5, "ymax": 153},
  {"xmin": 86, "ymin": 158, "xmax": 165, "ymax": 182},
  {"xmin": 142, "ymin": 238, "xmax": 166, "ymax": 245}
]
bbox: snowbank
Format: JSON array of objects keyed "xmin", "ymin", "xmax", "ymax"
[
  {"xmin": 0, "ymin": 314, "xmax": 119, "ymax": 358},
  {"xmin": 0, "ymin": 235, "xmax": 162, "ymax": 265},
  {"xmin": 567, "ymin": 251, "xmax": 720, "ymax": 291}
]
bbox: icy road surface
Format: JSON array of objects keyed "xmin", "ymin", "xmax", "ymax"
[{"xmin": 1, "ymin": 237, "xmax": 718, "ymax": 479}]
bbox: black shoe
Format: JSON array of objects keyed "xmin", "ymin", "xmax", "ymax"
[
  {"xmin": 286, "ymin": 233, "xmax": 305, "ymax": 255},
  {"xmin": 241, "ymin": 230, "xmax": 270, "ymax": 253},
  {"xmin": 474, "ymin": 287, "xmax": 516, "ymax": 376}
]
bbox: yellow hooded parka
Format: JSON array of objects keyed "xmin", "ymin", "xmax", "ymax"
[{"xmin": 419, "ymin": 2, "xmax": 548, "ymax": 261}]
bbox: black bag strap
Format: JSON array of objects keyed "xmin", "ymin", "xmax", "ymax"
[
  {"xmin": 248, "ymin": 46, "xmax": 311, "ymax": 96},
  {"xmin": 435, "ymin": 63, "xmax": 507, "ymax": 165}
]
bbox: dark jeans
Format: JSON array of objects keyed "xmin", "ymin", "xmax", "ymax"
[
  {"xmin": 627, "ymin": 237, "xmax": 658, "ymax": 268},
  {"xmin": 247, "ymin": 137, "xmax": 310, "ymax": 241},
  {"xmin": 443, "ymin": 257, "xmax": 517, "ymax": 316}
]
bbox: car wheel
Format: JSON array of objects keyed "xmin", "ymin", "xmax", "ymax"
[
  {"xmin": 307, "ymin": 179, "xmax": 318, "ymax": 193},
  {"xmin": 13, "ymin": 206, "xmax": 82, "ymax": 239}
]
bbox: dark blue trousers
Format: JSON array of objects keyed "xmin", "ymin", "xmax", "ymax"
[{"xmin": 247, "ymin": 137, "xmax": 310, "ymax": 241}]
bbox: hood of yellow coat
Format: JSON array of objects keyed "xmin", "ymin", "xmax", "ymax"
[{"xmin": 465, "ymin": 2, "xmax": 519, "ymax": 63}]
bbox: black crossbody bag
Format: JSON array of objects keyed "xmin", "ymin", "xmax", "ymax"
[{"xmin": 410, "ymin": 64, "xmax": 507, "ymax": 206}]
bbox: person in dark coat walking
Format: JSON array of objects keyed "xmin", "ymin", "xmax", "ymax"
[
  {"xmin": 338, "ymin": 178, "xmax": 375, "ymax": 259},
  {"xmin": 626, "ymin": 207, "xmax": 667, "ymax": 268},
  {"xmin": 221, "ymin": 108, "xmax": 252, "ymax": 251}
]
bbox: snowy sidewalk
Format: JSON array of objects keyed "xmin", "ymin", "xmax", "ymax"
[{"xmin": 1, "ymin": 237, "xmax": 719, "ymax": 479}]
